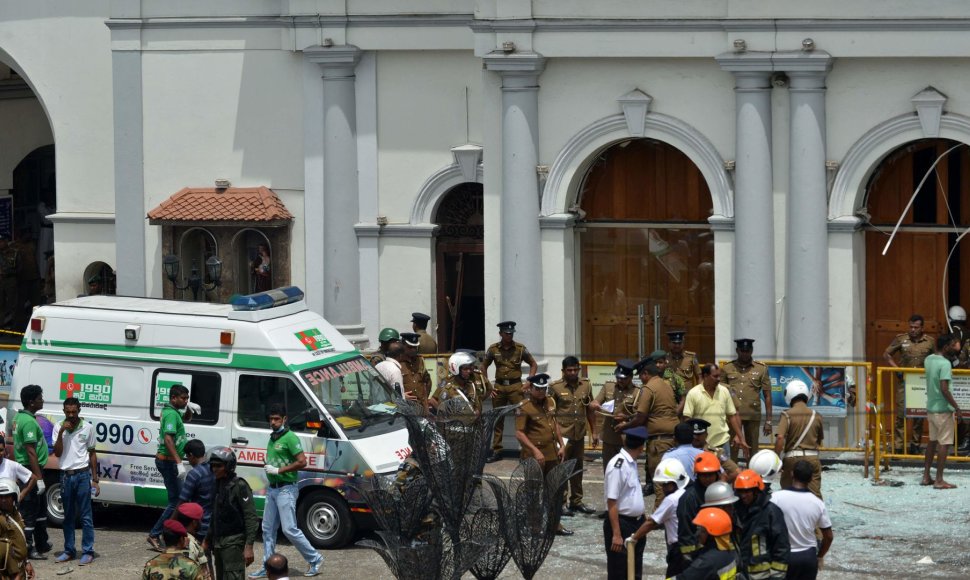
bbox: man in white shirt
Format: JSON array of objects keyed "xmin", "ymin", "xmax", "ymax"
[
  {"xmin": 604, "ymin": 426, "xmax": 648, "ymax": 580},
  {"xmin": 630, "ymin": 458, "xmax": 690, "ymax": 577},
  {"xmin": 375, "ymin": 343, "xmax": 406, "ymax": 398},
  {"xmin": 770, "ymin": 460, "xmax": 833, "ymax": 580},
  {"xmin": 52, "ymin": 397, "xmax": 99, "ymax": 566},
  {"xmin": 0, "ymin": 450, "xmax": 36, "ymax": 503}
]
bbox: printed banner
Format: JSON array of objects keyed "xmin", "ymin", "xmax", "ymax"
[
  {"xmin": 59, "ymin": 372, "xmax": 114, "ymax": 405},
  {"xmin": 295, "ymin": 328, "xmax": 334, "ymax": 354},
  {"xmin": 768, "ymin": 366, "xmax": 848, "ymax": 417},
  {"xmin": 904, "ymin": 372, "xmax": 970, "ymax": 418}
]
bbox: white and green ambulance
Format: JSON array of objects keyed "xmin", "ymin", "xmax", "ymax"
[{"xmin": 7, "ymin": 287, "xmax": 410, "ymax": 548}]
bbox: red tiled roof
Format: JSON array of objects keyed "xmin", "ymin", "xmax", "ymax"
[{"xmin": 147, "ymin": 187, "xmax": 293, "ymax": 223}]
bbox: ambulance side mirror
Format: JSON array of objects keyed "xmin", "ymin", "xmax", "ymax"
[{"xmin": 304, "ymin": 408, "xmax": 332, "ymax": 437}]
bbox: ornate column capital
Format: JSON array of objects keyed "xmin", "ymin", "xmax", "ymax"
[
  {"xmin": 305, "ymin": 44, "xmax": 362, "ymax": 77},
  {"xmin": 483, "ymin": 51, "xmax": 546, "ymax": 89}
]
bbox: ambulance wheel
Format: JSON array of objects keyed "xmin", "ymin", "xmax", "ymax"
[
  {"xmin": 297, "ymin": 490, "xmax": 353, "ymax": 548},
  {"xmin": 45, "ymin": 480, "xmax": 65, "ymax": 527}
]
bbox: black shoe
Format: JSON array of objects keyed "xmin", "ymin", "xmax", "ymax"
[
  {"xmin": 597, "ymin": 511, "xmax": 608, "ymax": 519},
  {"xmin": 40, "ymin": 542, "xmax": 54, "ymax": 554},
  {"xmin": 485, "ymin": 453, "xmax": 501, "ymax": 464},
  {"xmin": 28, "ymin": 549, "xmax": 47, "ymax": 560},
  {"xmin": 570, "ymin": 503, "xmax": 596, "ymax": 515},
  {"xmin": 556, "ymin": 526, "xmax": 574, "ymax": 537},
  {"xmin": 561, "ymin": 507, "xmax": 575, "ymax": 517}
]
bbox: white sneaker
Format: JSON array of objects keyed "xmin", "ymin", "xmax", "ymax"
[{"xmin": 304, "ymin": 560, "xmax": 322, "ymax": 577}]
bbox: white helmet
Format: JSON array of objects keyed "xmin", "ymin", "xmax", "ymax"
[
  {"xmin": 784, "ymin": 380, "xmax": 811, "ymax": 405},
  {"xmin": 749, "ymin": 449, "xmax": 783, "ymax": 482},
  {"xmin": 447, "ymin": 352, "xmax": 477, "ymax": 377},
  {"xmin": 653, "ymin": 458, "xmax": 689, "ymax": 490},
  {"xmin": 950, "ymin": 305, "xmax": 967, "ymax": 322},
  {"xmin": 701, "ymin": 481, "xmax": 738, "ymax": 507},
  {"xmin": 0, "ymin": 478, "xmax": 17, "ymax": 497}
]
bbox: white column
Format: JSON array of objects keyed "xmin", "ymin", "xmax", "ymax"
[
  {"xmin": 305, "ymin": 45, "xmax": 366, "ymax": 345},
  {"xmin": 782, "ymin": 54, "xmax": 833, "ymax": 359},
  {"xmin": 717, "ymin": 54, "xmax": 776, "ymax": 356},
  {"xmin": 484, "ymin": 53, "xmax": 546, "ymax": 356}
]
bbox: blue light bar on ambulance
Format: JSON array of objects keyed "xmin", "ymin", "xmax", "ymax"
[{"xmin": 230, "ymin": 287, "xmax": 305, "ymax": 311}]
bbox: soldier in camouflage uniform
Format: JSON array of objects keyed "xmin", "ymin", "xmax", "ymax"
[
  {"xmin": 142, "ymin": 519, "xmax": 203, "ymax": 580},
  {"xmin": 400, "ymin": 333, "xmax": 434, "ymax": 411},
  {"xmin": 0, "ymin": 478, "xmax": 31, "ymax": 580},
  {"xmin": 883, "ymin": 314, "xmax": 935, "ymax": 454},
  {"xmin": 366, "ymin": 328, "xmax": 401, "ymax": 365},
  {"xmin": 482, "ymin": 321, "xmax": 537, "ymax": 462},
  {"xmin": 667, "ymin": 330, "xmax": 701, "ymax": 390},
  {"xmin": 590, "ymin": 359, "xmax": 640, "ymax": 474},
  {"xmin": 650, "ymin": 350, "xmax": 687, "ymax": 408}
]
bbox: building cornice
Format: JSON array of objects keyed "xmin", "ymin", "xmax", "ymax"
[{"xmin": 46, "ymin": 212, "xmax": 116, "ymax": 225}]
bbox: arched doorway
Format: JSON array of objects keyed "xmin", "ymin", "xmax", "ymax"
[
  {"xmin": 578, "ymin": 138, "xmax": 715, "ymax": 361},
  {"xmin": 864, "ymin": 139, "xmax": 970, "ymax": 363},
  {"xmin": 434, "ymin": 183, "xmax": 485, "ymax": 352}
]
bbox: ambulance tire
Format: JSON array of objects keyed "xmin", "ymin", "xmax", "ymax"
[
  {"xmin": 297, "ymin": 489, "xmax": 354, "ymax": 548},
  {"xmin": 45, "ymin": 479, "xmax": 65, "ymax": 527}
]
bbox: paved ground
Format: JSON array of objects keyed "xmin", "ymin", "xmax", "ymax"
[{"xmin": 29, "ymin": 454, "xmax": 970, "ymax": 579}]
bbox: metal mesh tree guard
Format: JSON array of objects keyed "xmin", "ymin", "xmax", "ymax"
[{"xmin": 482, "ymin": 458, "xmax": 578, "ymax": 580}]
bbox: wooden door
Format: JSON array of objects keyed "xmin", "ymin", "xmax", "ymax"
[
  {"xmin": 434, "ymin": 183, "xmax": 485, "ymax": 352},
  {"xmin": 579, "ymin": 139, "xmax": 714, "ymax": 363}
]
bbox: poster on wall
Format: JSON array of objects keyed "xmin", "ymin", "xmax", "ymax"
[
  {"xmin": 767, "ymin": 365, "xmax": 848, "ymax": 418},
  {"xmin": 904, "ymin": 372, "xmax": 970, "ymax": 418}
]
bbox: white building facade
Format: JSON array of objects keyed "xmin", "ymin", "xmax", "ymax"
[{"xmin": 3, "ymin": 0, "xmax": 970, "ymax": 371}]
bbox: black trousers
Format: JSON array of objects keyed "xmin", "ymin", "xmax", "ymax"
[
  {"xmin": 786, "ymin": 548, "xmax": 819, "ymax": 580},
  {"xmin": 20, "ymin": 484, "xmax": 49, "ymax": 551},
  {"xmin": 604, "ymin": 514, "xmax": 645, "ymax": 580}
]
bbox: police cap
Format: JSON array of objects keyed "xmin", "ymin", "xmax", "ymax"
[
  {"xmin": 734, "ymin": 338, "xmax": 755, "ymax": 351},
  {"xmin": 400, "ymin": 332, "xmax": 421, "ymax": 347},
  {"xmin": 666, "ymin": 330, "xmax": 686, "ymax": 343},
  {"xmin": 497, "ymin": 320, "xmax": 517, "ymax": 334}
]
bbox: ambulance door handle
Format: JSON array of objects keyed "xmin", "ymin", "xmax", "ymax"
[{"xmin": 232, "ymin": 437, "xmax": 249, "ymax": 446}]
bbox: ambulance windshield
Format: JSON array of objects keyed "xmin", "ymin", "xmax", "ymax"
[{"xmin": 298, "ymin": 356, "xmax": 401, "ymax": 439}]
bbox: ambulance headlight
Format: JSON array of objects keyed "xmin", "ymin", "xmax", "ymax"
[
  {"xmin": 231, "ymin": 287, "xmax": 305, "ymax": 311},
  {"xmin": 125, "ymin": 325, "xmax": 141, "ymax": 341}
]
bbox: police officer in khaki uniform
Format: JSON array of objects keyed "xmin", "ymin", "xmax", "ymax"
[
  {"xmin": 722, "ymin": 338, "xmax": 772, "ymax": 464},
  {"xmin": 774, "ymin": 380, "xmax": 824, "ymax": 499},
  {"xmin": 483, "ymin": 321, "xmax": 538, "ymax": 462},
  {"xmin": 549, "ymin": 356, "xmax": 596, "ymax": 515},
  {"xmin": 883, "ymin": 314, "xmax": 935, "ymax": 454},
  {"xmin": 411, "ymin": 312, "xmax": 438, "ymax": 355},
  {"xmin": 515, "ymin": 373, "xmax": 572, "ymax": 536},
  {"xmin": 667, "ymin": 330, "xmax": 701, "ymax": 391},
  {"xmin": 618, "ymin": 359, "xmax": 679, "ymax": 507},
  {"xmin": 400, "ymin": 332, "xmax": 433, "ymax": 411},
  {"xmin": 590, "ymin": 359, "xmax": 639, "ymax": 474},
  {"xmin": 430, "ymin": 351, "xmax": 489, "ymax": 417}
]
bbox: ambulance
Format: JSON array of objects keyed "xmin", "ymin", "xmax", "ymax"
[{"xmin": 7, "ymin": 287, "xmax": 411, "ymax": 548}]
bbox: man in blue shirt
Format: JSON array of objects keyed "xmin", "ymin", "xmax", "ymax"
[
  {"xmin": 662, "ymin": 422, "xmax": 704, "ymax": 480},
  {"xmin": 921, "ymin": 333, "xmax": 962, "ymax": 489},
  {"xmin": 176, "ymin": 439, "xmax": 215, "ymax": 540}
]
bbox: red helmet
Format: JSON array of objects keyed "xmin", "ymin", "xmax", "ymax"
[
  {"xmin": 734, "ymin": 469, "xmax": 765, "ymax": 491},
  {"xmin": 694, "ymin": 451, "xmax": 721, "ymax": 474},
  {"xmin": 693, "ymin": 507, "xmax": 733, "ymax": 536}
]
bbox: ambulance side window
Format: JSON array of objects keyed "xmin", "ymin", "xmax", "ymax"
[
  {"xmin": 237, "ymin": 374, "xmax": 314, "ymax": 433},
  {"xmin": 149, "ymin": 369, "xmax": 221, "ymax": 426}
]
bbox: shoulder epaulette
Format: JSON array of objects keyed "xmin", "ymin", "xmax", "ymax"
[{"xmin": 613, "ymin": 457, "xmax": 624, "ymax": 468}]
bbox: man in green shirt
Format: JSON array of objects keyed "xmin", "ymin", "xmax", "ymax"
[
  {"xmin": 921, "ymin": 333, "xmax": 962, "ymax": 490},
  {"xmin": 148, "ymin": 384, "xmax": 194, "ymax": 550},
  {"xmin": 249, "ymin": 404, "xmax": 323, "ymax": 578},
  {"xmin": 12, "ymin": 384, "xmax": 52, "ymax": 560}
]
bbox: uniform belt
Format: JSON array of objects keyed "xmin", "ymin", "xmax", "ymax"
[
  {"xmin": 618, "ymin": 514, "xmax": 645, "ymax": 522},
  {"xmin": 787, "ymin": 449, "xmax": 819, "ymax": 456},
  {"xmin": 647, "ymin": 434, "xmax": 674, "ymax": 440},
  {"xmin": 63, "ymin": 468, "xmax": 90, "ymax": 476},
  {"xmin": 269, "ymin": 481, "xmax": 294, "ymax": 489},
  {"xmin": 495, "ymin": 378, "xmax": 521, "ymax": 386}
]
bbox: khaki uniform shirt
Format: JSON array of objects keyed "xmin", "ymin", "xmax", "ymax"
[
  {"xmin": 549, "ymin": 378, "xmax": 593, "ymax": 440},
  {"xmin": 431, "ymin": 375, "xmax": 487, "ymax": 414},
  {"xmin": 722, "ymin": 360, "xmax": 771, "ymax": 421},
  {"xmin": 401, "ymin": 357, "xmax": 432, "ymax": 404},
  {"xmin": 416, "ymin": 330, "xmax": 438, "ymax": 355},
  {"xmin": 0, "ymin": 510, "xmax": 27, "ymax": 579},
  {"xmin": 595, "ymin": 381, "xmax": 641, "ymax": 446},
  {"xmin": 635, "ymin": 376, "xmax": 679, "ymax": 436},
  {"xmin": 516, "ymin": 398, "xmax": 559, "ymax": 461},
  {"xmin": 885, "ymin": 333, "xmax": 934, "ymax": 368},
  {"xmin": 670, "ymin": 350, "xmax": 701, "ymax": 387},
  {"xmin": 484, "ymin": 341, "xmax": 535, "ymax": 381},
  {"xmin": 777, "ymin": 400, "xmax": 824, "ymax": 452}
]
